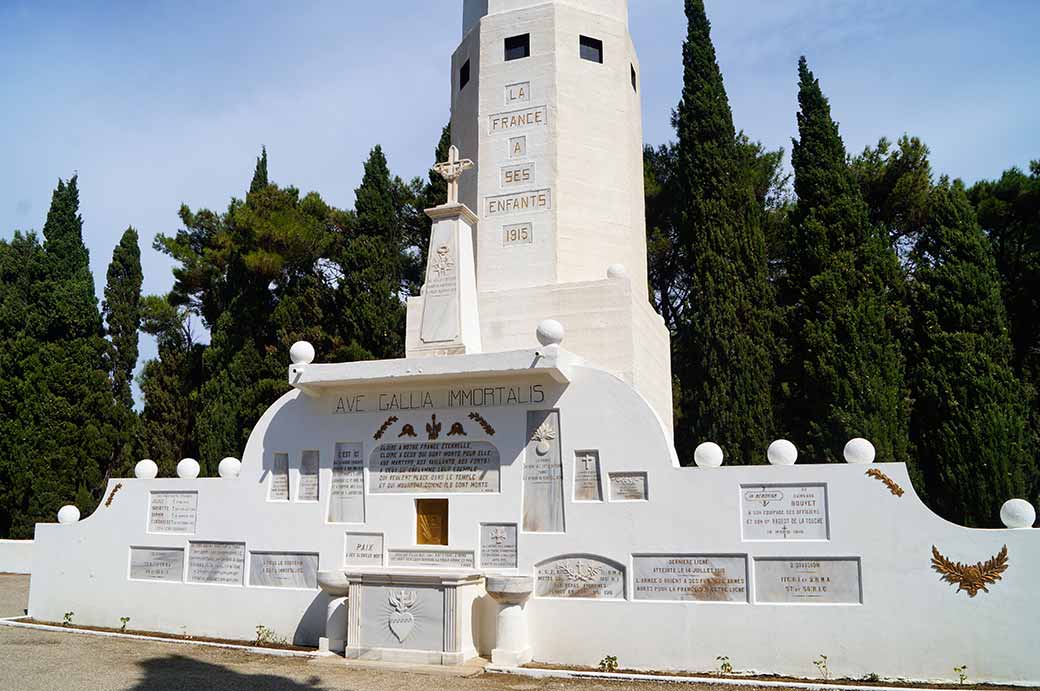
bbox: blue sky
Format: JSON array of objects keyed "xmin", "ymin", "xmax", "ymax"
[{"xmin": 3, "ymin": 0, "xmax": 1039, "ymax": 403}]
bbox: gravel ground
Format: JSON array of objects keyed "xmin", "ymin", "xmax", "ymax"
[{"xmin": 0, "ymin": 575, "xmax": 759, "ymax": 691}]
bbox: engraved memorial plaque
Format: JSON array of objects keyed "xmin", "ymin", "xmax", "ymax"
[
  {"xmin": 345, "ymin": 532, "xmax": 384, "ymax": 567},
  {"xmin": 148, "ymin": 491, "xmax": 198, "ymax": 534},
  {"xmin": 420, "ymin": 226, "xmax": 460, "ymax": 344},
  {"xmin": 249, "ymin": 552, "xmax": 318, "ymax": 589},
  {"xmin": 741, "ymin": 484, "xmax": 829, "ymax": 541},
  {"xmin": 523, "ymin": 410, "xmax": 565, "ymax": 532},
  {"xmin": 573, "ymin": 450, "xmax": 603, "ymax": 502},
  {"xmin": 328, "ymin": 442, "xmax": 365, "ymax": 523},
  {"xmin": 387, "ymin": 549, "xmax": 475, "ymax": 569},
  {"xmin": 754, "ymin": 558, "xmax": 862, "ymax": 604},
  {"xmin": 298, "ymin": 450, "xmax": 319, "ymax": 501},
  {"xmin": 269, "ymin": 452, "xmax": 290, "ymax": 501},
  {"xmin": 609, "ymin": 472, "xmax": 648, "ymax": 501},
  {"xmin": 480, "ymin": 523, "xmax": 518, "ymax": 569},
  {"xmin": 536, "ymin": 555, "xmax": 625, "ymax": 599},
  {"xmin": 187, "ymin": 542, "xmax": 245, "ymax": 585},
  {"xmin": 633, "ymin": 555, "xmax": 748, "ymax": 602},
  {"xmin": 129, "ymin": 547, "xmax": 184, "ymax": 582},
  {"xmin": 370, "ymin": 440, "xmax": 499, "ymax": 494}
]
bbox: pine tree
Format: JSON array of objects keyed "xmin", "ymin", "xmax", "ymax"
[
  {"xmin": 103, "ymin": 228, "xmax": 143, "ymax": 408},
  {"xmin": 782, "ymin": 58, "xmax": 910, "ymax": 465},
  {"xmin": 672, "ymin": 0, "xmax": 775, "ymax": 464},
  {"xmin": 910, "ymin": 179, "xmax": 1036, "ymax": 526}
]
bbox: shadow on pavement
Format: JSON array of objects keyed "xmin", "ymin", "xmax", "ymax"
[{"xmin": 130, "ymin": 654, "xmax": 343, "ymax": 691}]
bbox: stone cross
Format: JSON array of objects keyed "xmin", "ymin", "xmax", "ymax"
[{"xmin": 433, "ymin": 145, "xmax": 475, "ymax": 205}]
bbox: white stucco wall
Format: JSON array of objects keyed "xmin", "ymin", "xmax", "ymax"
[
  {"xmin": 25, "ymin": 349, "xmax": 1040, "ymax": 683},
  {"xmin": 0, "ymin": 539, "xmax": 33, "ymax": 574}
]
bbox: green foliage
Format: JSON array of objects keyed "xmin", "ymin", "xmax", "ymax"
[
  {"xmin": 671, "ymin": 0, "xmax": 775, "ymax": 465},
  {"xmin": 0, "ymin": 178, "xmax": 121, "ymax": 538},
  {"xmin": 909, "ymin": 180, "xmax": 1035, "ymax": 527},
  {"xmin": 103, "ymin": 227, "xmax": 143, "ymax": 408},
  {"xmin": 598, "ymin": 655, "xmax": 619, "ymax": 673},
  {"xmin": 968, "ymin": 163, "xmax": 1040, "ymax": 388},
  {"xmin": 250, "ymin": 146, "xmax": 269, "ymax": 195},
  {"xmin": 780, "ymin": 58, "xmax": 910, "ymax": 465}
]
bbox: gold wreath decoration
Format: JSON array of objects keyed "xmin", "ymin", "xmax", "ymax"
[{"xmin": 931, "ymin": 545, "xmax": 1008, "ymax": 597}]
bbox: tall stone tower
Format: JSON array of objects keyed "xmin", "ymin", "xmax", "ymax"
[{"xmin": 407, "ymin": 0, "xmax": 673, "ymax": 432}]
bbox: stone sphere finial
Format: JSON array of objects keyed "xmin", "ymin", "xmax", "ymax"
[
  {"xmin": 218, "ymin": 457, "xmax": 242, "ymax": 478},
  {"xmin": 1000, "ymin": 499, "xmax": 1036, "ymax": 529},
  {"xmin": 694, "ymin": 442, "xmax": 724, "ymax": 468},
  {"xmin": 843, "ymin": 438, "xmax": 876, "ymax": 465},
  {"xmin": 767, "ymin": 439, "xmax": 798, "ymax": 466},
  {"xmin": 290, "ymin": 341, "xmax": 315, "ymax": 365},
  {"xmin": 135, "ymin": 459, "xmax": 159, "ymax": 479},
  {"xmin": 607, "ymin": 263, "xmax": 628, "ymax": 279},
  {"xmin": 57, "ymin": 505, "xmax": 81, "ymax": 524},
  {"xmin": 536, "ymin": 319, "xmax": 565, "ymax": 347},
  {"xmin": 177, "ymin": 458, "xmax": 201, "ymax": 479}
]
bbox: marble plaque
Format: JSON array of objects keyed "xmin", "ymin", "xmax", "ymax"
[
  {"xmin": 488, "ymin": 105, "xmax": 547, "ymax": 134},
  {"xmin": 360, "ymin": 585, "xmax": 445, "ymax": 650},
  {"xmin": 187, "ymin": 542, "xmax": 245, "ymax": 585},
  {"xmin": 328, "ymin": 442, "xmax": 365, "ymax": 523},
  {"xmin": 298, "ymin": 450, "xmax": 319, "ymax": 501},
  {"xmin": 741, "ymin": 484, "xmax": 829, "ymax": 540},
  {"xmin": 129, "ymin": 547, "xmax": 184, "ymax": 582},
  {"xmin": 420, "ymin": 225, "xmax": 459, "ymax": 344},
  {"xmin": 485, "ymin": 189, "xmax": 551, "ymax": 218},
  {"xmin": 148, "ymin": 491, "xmax": 198, "ymax": 534},
  {"xmin": 754, "ymin": 558, "xmax": 862, "ymax": 604},
  {"xmin": 523, "ymin": 410, "xmax": 565, "ymax": 532},
  {"xmin": 269, "ymin": 453, "xmax": 290, "ymax": 501},
  {"xmin": 480, "ymin": 523, "xmax": 518, "ymax": 569},
  {"xmin": 536, "ymin": 556, "xmax": 625, "ymax": 599},
  {"xmin": 573, "ymin": 450, "xmax": 603, "ymax": 502},
  {"xmin": 369, "ymin": 440, "xmax": 500, "ymax": 494},
  {"xmin": 609, "ymin": 472, "xmax": 648, "ymax": 501},
  {"xmin": 249, "ymin": 552, "xmax": 318, "ymax": 589},
  {"xmin": 633, "ymin": 555, "xmax": 748, "ymax": 603},
  {"xmin": 345, "ymin": 532, "xmax": 384, "ymax": 567},
  {"xmin": 387, "ymin": 549, "xmax": 475, "ymax": 569},
  {"xmin": 503, "ymin": 223, "xmax": 533, "ymax": 246}
]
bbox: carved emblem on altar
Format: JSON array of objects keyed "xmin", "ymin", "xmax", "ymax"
[
  {"xmin": 432, "ymin": 244, "xmax": 454, "ymax": 277},
  {"xmin": 532, "ymin": 419, "xmax": 556, "ymax": 456},
  {"xmin": 388, "ymin": 589, "xmax": 418, "ymax": 642}
]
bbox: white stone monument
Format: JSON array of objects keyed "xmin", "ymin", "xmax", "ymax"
[
  {"xmin": 21, "ymin": 1, "xmax": 1040, "ymax": 685},
  {"xmin": 406, "ymin": 0, "xmax": 673, "ymax": 433}
]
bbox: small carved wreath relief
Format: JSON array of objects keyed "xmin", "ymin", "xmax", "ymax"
[
  {"xmin": 468, "ymin": 412, "xmax": 496, "ymax": 436},
  {"xmin": 373, "ymin": 416, "xmax": 399, "ymax": 440},
  {"xmin": 398, "ymin": 424, "xmax": 417, "ymax": 438},
  {"xmin": 865, "ymin": 468, "xmax": 905, "ymax": 497},
  {"xmin": 931, "ymin": 545, "xmax": 1009, "ymax": 597}
]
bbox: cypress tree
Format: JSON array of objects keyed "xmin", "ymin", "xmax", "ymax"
[
  {"xmin": 103, "ymin": 227, "xmax": 143, "ymax": 408},
  {"xmin": 672, "ymin": 0, "xmax": 774, "ymax": 464},
  {"xmin": 41, "ymin": 176, "xmax": 102, "ymax": 340},
  {"xmin": 910, "ymin": 179, "xmax": 1036, "ymax": 527},
  {"xmin": 250, "ymin": 146, "xmax": 269, "ymax": 194},
  {"xmin": 783, "ymin": 58, "xmax": 910, "ymax": 464}
]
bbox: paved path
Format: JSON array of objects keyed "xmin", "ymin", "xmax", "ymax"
[{"xmin": 0, "ymin": 575, "xmax": 751, "ymax": 691}]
